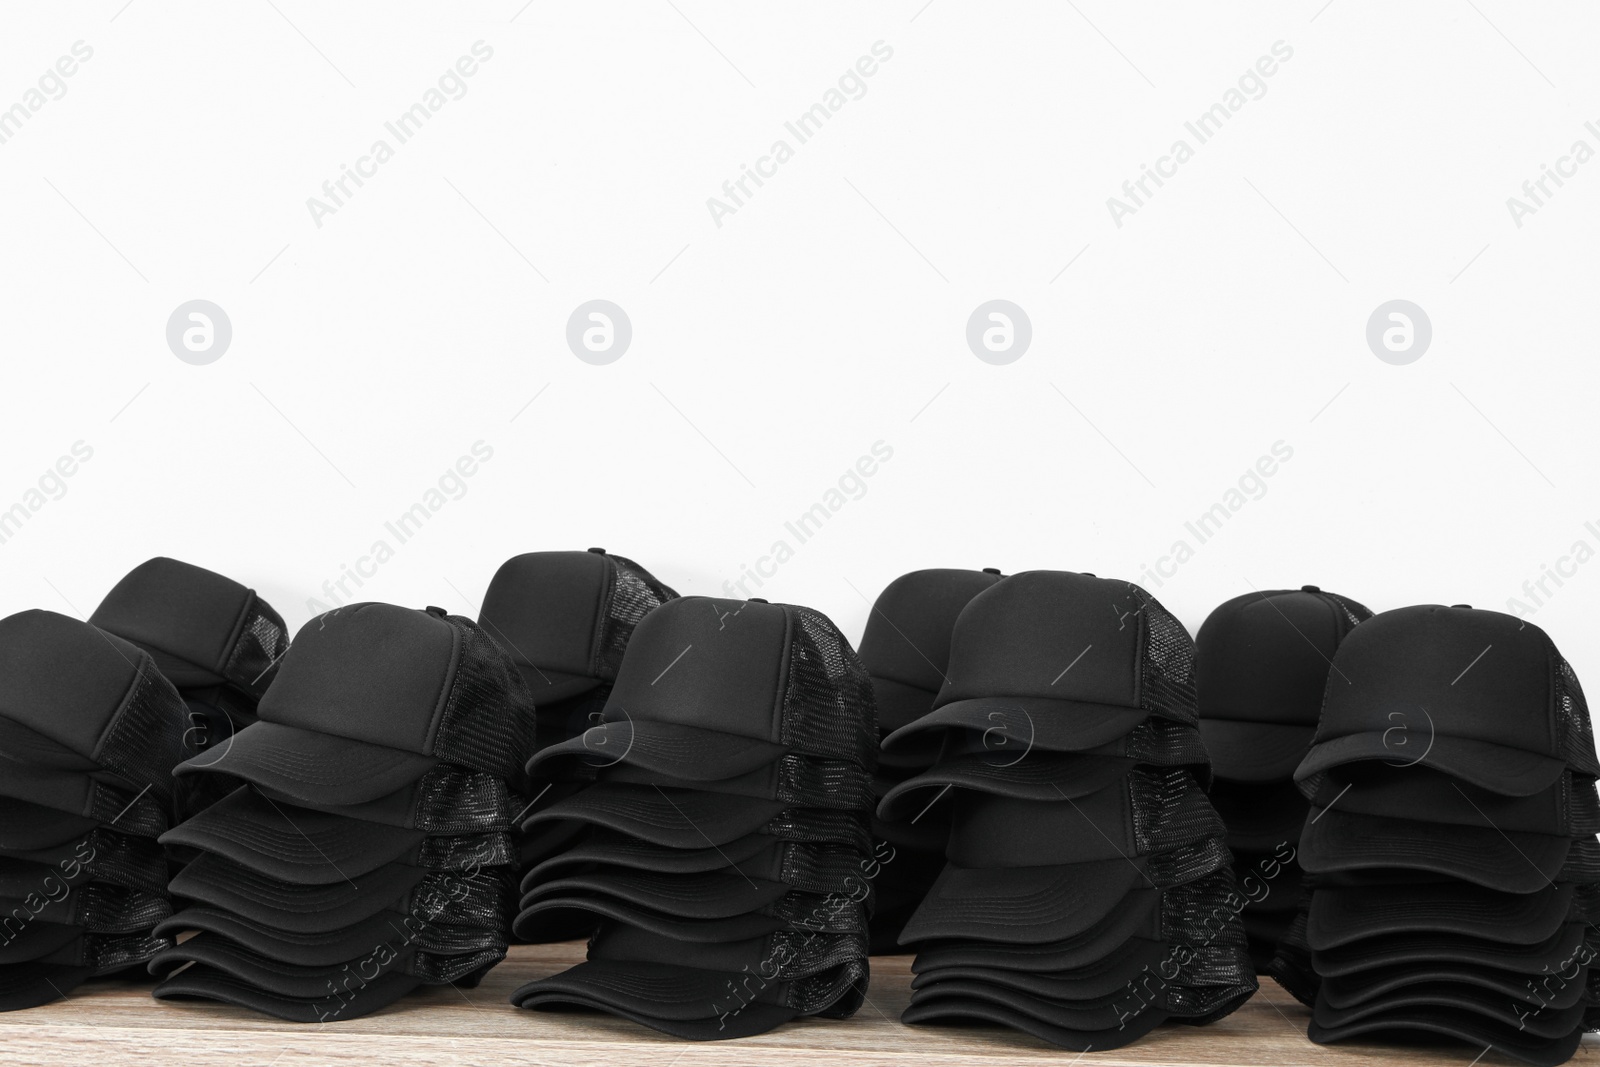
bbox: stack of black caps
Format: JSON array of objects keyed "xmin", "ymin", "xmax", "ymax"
[
  {"xmin": 1282, "ymin": 605, "xmax": 1600, "ymax": 1066},
  {"xmin": 877, "ymin": 571, "xmax": 1256, "ymax": 1051},
  {"xmin": 1195, "ymin": 586, "xmax": 1371, "ymax": 970},
  {"xmin": 856, "ymin": 567, "xmax": 1002, "ymax": 953},
  {"xmin": 510, "ymin": 595, "xmax": 879, "ymax": 1039},
  {"xmin": 148, "ymin": 603, "xmax": 535, "ymax": 1021},
  {"xmin": 0, "ymin": 610, "xmax": 188, "ymax": 1010},
  {"xmin": 90, "ymin": 557, "xmax": 290, "ymax": 819},
  {"xmin": 476, "ymin": 548, "xmax": 677, "ymax": 879}
]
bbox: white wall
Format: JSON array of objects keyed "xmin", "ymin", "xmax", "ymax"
[{"xmin": 2, "ymin": 2, "xmax": 1596, "ymax": 687}]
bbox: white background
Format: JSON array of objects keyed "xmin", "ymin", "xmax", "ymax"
[{"xmin": 1, "ymin": 2, "xmax": 1596, "ymax": 684}]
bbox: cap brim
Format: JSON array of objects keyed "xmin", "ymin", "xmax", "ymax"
[
  {"xmin": 1300, "ymin": 806, "xmax": 1570, "ymax": 893},
  {"xmin": 1296, "ymin": 731, "xmax": 1567, "ymax": 797},
  {"xmin": 521, "ymin": 829, "xmax": 777, "ymax": 894},
  {"xmin": 520, "ymin": 870, "xmax": 791, "ymax": 921},
  {"xmin": 175, "ymin": 721, "xmax": 437, "ymax": 807},
  {"xmin": 898, "ymin": 860, "xmax": 1150, "ymax": 945},
  {"xmin": 150, "ymin": 933, "xmax": 426, "ymax": 999},
  {"xmin": 0, "ymin": 922, "xmax": 86, "ymax": 964},
  {"xmin": 513, "ymin": 895, "xmax": 798, "ymax": 944},
  {"xmin": 168, "ymin": 852, "xmax": 429, "ymax": 935},
  {"xmin": 523, "ymin": 783, "xmax": 786, "ymax": 849},
  {"xmin": 159, "ymin": 786, "xmax": 425, "ymax": 884},
  {"xmin": 1321, "ymin": 964, "xmax": 1588, "ymax": 1012},
  {"xmin": 1312, "ymin": 922, "xmax": 1587, "ymax": 977},
  {"xmin": 1313, "ymin": 988, "xmax": 1583, "ymax": 1040},
  {"xmin": 908, "ymin": 978, "xmax": 1130, "ymax": 1032},
  {"xmin": 1199, "ymin": 719, "xmax": 1313, "ymax": 783},
  {"xmin": 529, "ymin": 719, "xmax": 788, "ymax": 783},
  {"xmin": 155, "ymin": 906, "xmax": 495, "ymax": 968},
  {"xmin": 0, "ymin": 798, "xmax": 100, "ymax": 851},
  {"xmin": 513, "ymin": 961, "xmax": 802, "ymax": 1040},
  {"xmin": 876, "ymin": 752, "xmax": 1135, "ymax": 822},
  {"xmin": 153, "ymin": 962, "xmax": 421, "ymax": 1022},
  {"xmin": 910, "ymin": 897, "xmax": 1164, "ymax": 974},
  {"xmin": 1308, "ymin": 1007, "xmax": 1583, "ymax": 1063},
  {"xmin": 901, "ymin": 994, "xmax": 1169, "ymax": 1052},
  {"xmin": 909, "ymin": 939, "xmax": 1171, "ymax": 1000},
  {"xmin": 883, "ymin": 695, "xmax": 1152, "ymax": 755},
  {"xmin": 1307, "ymin": 882, "xmax": 1573, "ymax": 950}
]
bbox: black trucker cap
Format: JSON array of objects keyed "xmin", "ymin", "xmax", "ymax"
[
  {"xmin": 1295, "ymin": 605, "xmax": 1599, "ymax": 795},
  {"xmin": 0, "ymin": 610, "xmax": 189, "ymax": 803},
  {"xmin": 90, "ymin": 557, "xmax": 289, "ymax": 699},
  {"xmin": 883, "ymin": 571, "xmax": 1199, "ymax": 754},
  {"xmin": 173, "ymin": 603, "xmax": 536, "ymax": 805},
  {"xmin": 478, "ymin": 549, "xmax": 678, "ymax": 704},
  {"xmin": 1196, "ymin": 586, "xmax": 1371, "ymax": 782},
  {"xmin": 529, "ymin": 596, "xmax": 878, "ymax": 781},
  {"xmin": 858, "ymin": 568, "xmax": 1004, "ymax": 737}
]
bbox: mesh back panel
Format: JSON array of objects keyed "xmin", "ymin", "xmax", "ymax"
[
  {"xmin": 71, "ymin": 829, "xmax": 170, "ymax": 894},
  {"xmin": 1569, "ymin": 777, "xmax": 1600, "ymax": 837},
  {"xmin": 1141, "ymin": 836, "xmax": 1233, "ymax": 889},
  {"xmin": 430, "ymin": 615, "xmax": 539, "ymax": 786},
  {"xmin": 220, "ymin": 595, "xmax": 291, "ymax": 700},
  {"xmin": 8, "ymin": 883, "xmax": 174, "ymax": 934},
  {"xmin": 1111, "ymin": 719, "xmax": 1212, "ymax": 767},
  {"xmin": 593, "ymin": 555, "xmax": 678, "ymax": 683},
  {"xmin": 416, "ymin": 832, "xmax": 517, "ymax": 872},
  {"xmin": 87, "ymin": 780, "xmax": 169, "ymax": 838},
  {"xmin": 764, "ymin": 809, "xmax": 873, "ymax": 853},
  {"xmin": 84, "ymin": 931, "xmax": 172, "ymax": 974},
  {"xmin": 1321, "ymin": 592, "xmax": 1374, "ymax": 632},
  {"xmin": 418, "ymin": 868, "xmax": 515, "ymax": 933},
  {"xmin": 778, "ymin": 606, "xmax": 878, "ymax": 768},
  {"xmin": 1129, "ymin": 768, "xmax": 1228, "ymax": 853},
  {"xmin": 765, "ymin": 892, "xmax": 868, "ymax": 935},
  {"xmin": 96, "ymin": 659, "xmax": 190, "ymax": 810},
  {"xmin": 413, "ymin": 769, "xmax": 514, "ymax": 834},
  {"xmin": 412, "ymin": 945, "xmax": 508, "ymax": 984},
  {"xmin": 1126, "ymin": 585, "xmax": 1199, "ymax": 726},
  {"xmin": 1557, "ymin": 656, "xmax": 1600, "ymax": 779}
]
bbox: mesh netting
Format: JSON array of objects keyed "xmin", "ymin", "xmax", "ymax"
[
  {"xmin": 61, "ymin": 829, "xmax": 170, "ymax": 895},
  {"xmin": 83, "ymin": 931, "xmax": 172, "ymax": 974},
  {"xmin": 1569, "ymin": 777, "xmax": 1600, "ymax": 837},
  {"xmin": 593, "ymin": 555, "xmax": 678, "ymax": 683},
  {"xmin": 412, "ymin": 944, "xmax": 509, "ymax": 984},
  {"xmin": 1125, "ymin": 584, "xmax": 1199, "ymax": 726},
  {"xmin": 1143, "ymin": 835, "xmax": 1234, "ymax": 888},
  {"xmin": 220, "ymin": 595, "xmax": 291, "ymax": 700},
  {"xmin": 1128, "ymin": 768, "xmax": 1228, "ymax": 853},
  {"xmin": 775, "ymin": 756, "xmax": 875, "ymax": 810},
  {"xmin": 415, "ymin": 868, "xmax": 515, "ymax": 932},
  {"xmin": 778, "ymin": 606, "xmax": 878, "ymax": 769},
  {"xmin": 1321, "ymin": 592, "xmax": 1374, "ymax": 631},
  {"xmin": 86, "ymin": 779, "xmax": 170, "ymax": 838},
  {"xmin": 412, "ymin": 769, "xmax": 514, "ymax": 833},
  {"xmin": 95, "ymin": 659, "xmax": 191, "ymax": 810},
  {"xmin": 430, "ymin": 614, "xmax": 539, "ymax": 786},
  {"xmin": 766, "ymin": 891, "xmax": 869, "ymax": 935},
  {"xmin": 416, "ymin": 832, "xmax": 517, "ymax": 872},
  {"xmin": 3, "ymin": 882, "xmax": 173, "ymax": 934},
  {"xmin": 763, "ymin": 809, "xmax": 873, "ymax": 853},
  {"xmin": 1557, "ymin": 657, "xmax": 1600, "ymax": 779}
]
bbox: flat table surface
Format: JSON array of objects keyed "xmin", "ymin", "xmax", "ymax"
[{"xmin": 1, "ymin": 943, "xmax": 1593, "ymax": 1066}]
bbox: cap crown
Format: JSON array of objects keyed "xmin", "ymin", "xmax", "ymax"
[
  {"xmin": 859, "ymin": 569, "xmax": 1002, "ymax": 696},
  {"xmin": 0, "ymin": 609, "xmax": 147, "ymax": 758},
  {"xmin": 1315, "ymin": 605, "xmax": 1588, "ymax": 767},
  {"xmin": 935, "ymin": 571, "xmax": 1197, "ymax": 723},
  {"xmin": 1197, "ymin": 588, "xmax": 1370, "ymax": 727}
]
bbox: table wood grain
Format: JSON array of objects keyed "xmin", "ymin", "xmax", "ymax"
[{"xmin": 0, "ymin": 944, "xmax": 1591, "ymax": 1065}]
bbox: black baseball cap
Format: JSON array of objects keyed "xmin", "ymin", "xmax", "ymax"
[
  {"xmin": 909, "ymin": 891, "xmax": 1164, "ymax": 973},
  {"xmin": 478, "ymin": 549, "xmax": 678, "ymax": 705},
  {"xmin": 1312, "ymin": 922, "xmax": 1589, "ymax": 976},
  {"xmin": 571, "ymin": 753, "xmax": 875, "ymax": 815},
  {"xmin": 1, "ymin": 829, "xmax": 169, "ymax": 896},
  {"xmin": 909, "ymin": 939, "xmax": 1172, "ymax": 1001},
  {"xmin": 1295, "ymin": 605, "xmax": 1599, "ymax": 794},
  {"xmin": 858, "ymin": 569, "xmax": 1004, "ymax": 739},
  {"xmin": 160, "ymin": 786, "xmax": 514, "ymax": 884},
  {"xmin": 1196, "ymin": 587, "xmax": 1370, "ymax": 782},
  {"xmin": 0, "ymin": 610, "xmax": 189, "ymax": 801},
  {"xmin": 1312, "ymin": 990, "xmax": 1584, "ymax": 1041},
  {"xmin": 529, "ymin": 597, "xmax": 877, "ymax": 782},
  {"xmin": 883, "ymin": 572, "xmax": 1199, "ymax": 754},
  {"xmin": 1299, "ymin": 806, "xmax": 1569, "ymax": 893},
  {"xmin": 252, "ymin": 767, "xmax": 515, "ymax": 834},
  {"xmin": 876, "ymin": 743, "xmax": 1136, "ymax": 822},
  {"xmin": 1319, "ymin": 963, "xmax": 1589, "ymax": 1012},
  {"xmin": 1306, "ymin": 881, "xmax": 1574, "ymax": 949},
  {"xmin": 1309, "ymin": 1009, "xmax": 1581, "ymax": 1066},
  {"xmin": 149, "ymin": 932, "xmax": 500, "ymax": 998},
  {"xmin": 0, "ymin": 882, "xmax": 173, "ymax": 933},
  {"xmin": 174, "ymin": 604, "xmax": 536, "ymax": 805},
  {"xmin": 90, "ymin": 557, "xmax": 289, "ymax": 698},
  {"xmin": 898, "ymin": 772, "xmax": 1228, "ymax": 944},
  {"xmin": 513, "ymin": 889, "xmax": 867, "ymax": 945},
  {"xmin": 901, "ymin": 994, "xmax": 1170, "ymax": 1053},
  {"xmin": 154, "ymin": 904, "xmax": 505, "ymax": 968}
]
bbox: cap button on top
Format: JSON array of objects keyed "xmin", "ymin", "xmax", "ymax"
[
  {"xmin": 982, "ymin": 567, "xmax": 1001, "ymax": 575},
  {"xmin": 424, "ymin": 605, "xmax": 448, "ymax": 618},
  {"xmin": 587, "ymin": 547, "xmax": 607, "ymax": 555},
  {"xmin": 1452, "ymin": 604, "xmax": 1473, "ymax": 609},
  {"xmin": 748, "ymin": 597, "xmax": 768, "ymax": 603},
  {"xmin": 1302, "ymin": 585, "xmax": 1321, "ymax": 593}
]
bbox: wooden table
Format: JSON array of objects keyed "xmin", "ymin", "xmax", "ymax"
[{"xmin": 0, "ymin": 944, "xmax": 1591, "ymax": 1065}]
